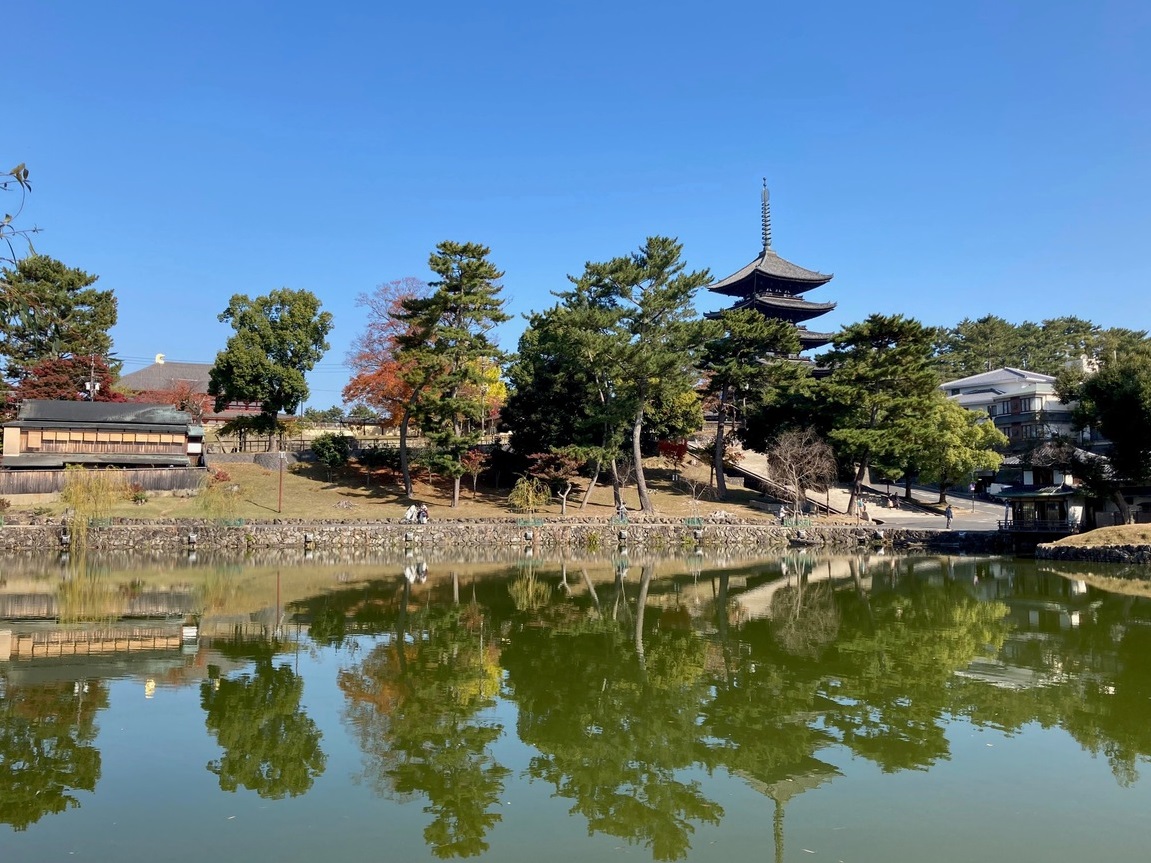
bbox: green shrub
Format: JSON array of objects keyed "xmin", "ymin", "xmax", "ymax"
[{"xmin": 311, "ymin": 432, "xmax": 354, "ymax": 477}]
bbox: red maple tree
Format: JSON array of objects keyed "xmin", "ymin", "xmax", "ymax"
[
  {"xmin": 342, "ymin": 277, "xmax": 430, "ymax": 426},
  {"xmin": 16, "ymin": 356, "xmax": 125, "ymax": 402}
]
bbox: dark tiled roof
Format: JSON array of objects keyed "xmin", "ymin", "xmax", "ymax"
[
  {"xmin": 709, "ymin": 248, "xmax": 832, "ymax": 297},
  {"xmin": 118, "ymin": 362, "xmax": 213, "ymax": 394},
  {"xmin": 795, "ymin": 326, "xmax": 834, "ymax": 344},
  {"xmin": 6, "ymin": 400, "xmax": 191, "ymax": 428},
  {"xmin": 723, "ymin": 295, "xmax": 837, "ymax": 322}
]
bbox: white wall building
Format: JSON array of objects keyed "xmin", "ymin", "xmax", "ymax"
[{"xmin": 940, "ymin": 367, "xmax": 1095, "ymax": 448}]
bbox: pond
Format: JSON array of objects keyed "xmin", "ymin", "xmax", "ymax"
[{"xmin": 2, "ymin": 549, "xmax": 1150, "ymax": 862}]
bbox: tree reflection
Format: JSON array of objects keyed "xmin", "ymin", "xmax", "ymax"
[
  {"xmin": 502, "ymin": 583, "xmax": 722, "ymax": 862},
  {"xmin": 200, "ymin": 644, "xmax": 326, "ymax": 799},
  {"xmin": 340, "ymin": 593, "xmax": 508, "ymax": 859},
  {"xmin": 951, "ymin": 583, "xmax": 1151, "ymax": 786},
  {"xmin": 0, "ymin": 678, "xmax": 107, "ymax": 831}
]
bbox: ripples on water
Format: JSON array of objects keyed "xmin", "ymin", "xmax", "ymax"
[{"xmin": 2, "ymin": 550, "xmax": 1150, "ymax": 862}]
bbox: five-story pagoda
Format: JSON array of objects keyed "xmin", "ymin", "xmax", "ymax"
[{"xmin": 706, "ymin": 182, "xmax": 836, "ymax": 355}]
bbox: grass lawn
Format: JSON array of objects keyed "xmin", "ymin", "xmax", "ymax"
[
  {"xmin": 1050, "ymin": 524, "xmax": 1151, "ymax": 548},
  {"xmin": 9, "ymin": 457, "xmax": 781, "ymax": 523}
]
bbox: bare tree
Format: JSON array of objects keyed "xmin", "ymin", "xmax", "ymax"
[{"xmin": 767, "ymin": 428, "xmax": 837, "ymax": 519}]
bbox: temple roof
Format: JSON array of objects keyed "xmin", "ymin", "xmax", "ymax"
[
  {"xmin": 708, "ymin": 248, "xmax": 833, "ymax": 297},
  {"xmin": 710, "ymin": 183, "xmax": 833, "ymax": 297},
  {"xmin": 706, "ymin": 294, "xmax": 837, "ymax": 323},
  {"xmin": 119, "ymin": 360, "xmax": 213, "ymax": 394},
  {"xmin": 796, "ymin": 326, "xmax": 834, "ymax": 348}
]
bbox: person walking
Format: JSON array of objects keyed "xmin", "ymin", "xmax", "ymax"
[{"xmin": 944, "ymin": 505, "xmax": 954, "ymax": 529}]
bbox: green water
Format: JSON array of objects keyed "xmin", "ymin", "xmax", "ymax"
[{"xmin": 2, "ymin": 551, "xmax": 1150, "ymax": 862}]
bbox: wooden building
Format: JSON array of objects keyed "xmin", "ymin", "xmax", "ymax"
[
  {"xmin": 0, "ymin": 400, "xmax": 206, "ymax": 499},
  {"xmin": 2, "ymin": 400, "xmax": 202, "ymax": 468},
  {"xmin": 705, "ymin": 182, "xmax": 837, "ymax": 355}
]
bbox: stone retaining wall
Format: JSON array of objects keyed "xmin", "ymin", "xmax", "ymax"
[
  {"xmin": 1036, "ymin": 543, "xmax": 1151, "ymax": 565},
  {"xmin": 0, "ymin": 517, "xmax": 1004, "ymax": 555}
]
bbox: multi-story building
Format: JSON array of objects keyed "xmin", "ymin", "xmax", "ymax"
[{"xmin": 941, "ymin": 367, "xmax": 1094, "ymax": 449}]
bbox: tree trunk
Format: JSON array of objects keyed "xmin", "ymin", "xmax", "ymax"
[
  {"xmin": 1112, "ymin": 490, "xmax": 1134, "ymax": 524},
  {"xmin": 399, "ymin": 403, "xmax": 414, "ymax": 497},
  {"xmin": 451, "ymin": 475, "xmax": 461, "ymax": 507},
  {"xmin": 847, "ymin": 456, "xmax": 869, "ymax": 513},
  {"xmin": 635, "ymin": 566, "xmax": 652, "ymax": 671},
  {"xmin": 579, "ymin": 460, "xmax": 601, "ymax": 510},
  {"xmin": 633, "ymin": 407, "xmax": 653, "ymax": 513},
  {"xmin": 580, "ymin": 567, "xmax": 601, "ymax": 612},
  {"xmin": 610, "ymin": 458, "xmax": 622, "ymax": 507},
  {"xmin": 714, "ymin": 387, "xmax": 728, "ymax": 500}
]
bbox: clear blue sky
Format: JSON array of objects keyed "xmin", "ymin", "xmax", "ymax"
[{"xmin": 8, "ymin": 1, "xmax": 1149, "ymax": 408}]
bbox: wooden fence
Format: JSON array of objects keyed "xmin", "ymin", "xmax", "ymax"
[{"xmin": 0, "ymin": 466, "xmax": 208, "ymax": 497}]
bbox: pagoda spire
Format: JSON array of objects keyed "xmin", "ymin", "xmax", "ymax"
[{"xmin": 761, "ymin": 178, "xmax": 772, "ymax": 251}]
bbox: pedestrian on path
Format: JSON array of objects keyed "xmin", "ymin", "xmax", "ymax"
[{"xmin": 945, "ymin": 505, "xmax": 954, "ymax": 529}]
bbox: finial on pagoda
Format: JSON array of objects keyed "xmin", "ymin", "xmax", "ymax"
[{"xmin": 761, "ymin": 179, "xmax": 772, "ymax": 251}]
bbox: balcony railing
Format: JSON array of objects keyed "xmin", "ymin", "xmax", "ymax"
[{"xmin": 998, "ymin": 519, "xmax": 1079, "ymax": 533}]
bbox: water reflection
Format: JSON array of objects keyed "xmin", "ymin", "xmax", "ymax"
[
  {"xmin": 0, "ymin": 679, "xmax": 106, "ymax": 831},
  {"xmin": 201, "ymin": 636, "xmax": 326, "ymax": 799},
  {"xmin": 2, "ymin": 551, "xmax": 1151, "ymax": 860},
  {"xmin": 339, "ymin": 577, "xmax": 508, "ymax": 857}
]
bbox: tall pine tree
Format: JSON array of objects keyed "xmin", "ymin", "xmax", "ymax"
[{"xmin": 396, "ymin": 241, "xmax": 510, "ymax": 507}]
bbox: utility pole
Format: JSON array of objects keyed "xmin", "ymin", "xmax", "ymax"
[
  {"xmin": 84, "ymin": 355, "xmax": 100, "ymax": 400},
  {"xmin": 278, "ymin": 451, "xmax": 286, "ymax": 513}
]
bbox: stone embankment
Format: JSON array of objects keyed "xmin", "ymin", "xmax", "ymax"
[
  {"xmin": 1036, "ymin": 543, "xmax": 1151, "ymax": 565},
  {"xmin": 0, "ymin": 515, "xmax": 1003, "ymax": 555}
]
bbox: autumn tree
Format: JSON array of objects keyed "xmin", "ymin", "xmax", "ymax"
[
  {"xmin": 344, "ymin": 277, "xmax": 432, "ymax": 496},
  {"xmin": 132, "ymin": 378, "xmax": 210, "ymax": 421},
  {"xmin": 395, "ymin": 242, "xmax": 510, "ymax": 507},
  {"xmin": 460, "ymin": 448, "xmax": 489, "ymax": 497},
  {"xmin": 208, "ymin": 288, "xmax": 333, "ymax": 435},
  {"xmin": 16, "ymin": 355, "xmax": 124, "ymax": 402}
]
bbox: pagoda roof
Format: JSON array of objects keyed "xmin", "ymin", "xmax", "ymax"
[
  {"xmin": 796, "ymin": 326, "xmax": 834, "ymax": 349},
  {"xmin": 709, "ymin": 247, "xmax": 833, "ymax": 297},
  {"xmin": 711, "ymin": 182, "xmax": 833, "ymax": 297},
  {"xmin": 706, "ymin": 294, "xmax": 836, "ymax": 323}
]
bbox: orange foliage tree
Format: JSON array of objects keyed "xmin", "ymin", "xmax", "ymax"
[
  {"xmin": 129, "ymin": 379, "xmax": 211, "ymax": 421},
  {"xmin": 343, "ymin": 277, "xmax": 433, "ymax": 496},
  {"xmin": 17, "ymin": 356, "xmax": 124, "ymax": 402}
]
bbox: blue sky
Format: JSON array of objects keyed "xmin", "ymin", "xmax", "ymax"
[{"xmin": 8, "ymin": 1, "xmax": 1149, "ymax": 408}]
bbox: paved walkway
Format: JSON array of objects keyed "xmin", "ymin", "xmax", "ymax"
[{"xmin": 729, "ymin": 449, "xmax": 1003, "ymax": 532}]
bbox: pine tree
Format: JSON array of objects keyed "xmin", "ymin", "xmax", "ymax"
[{"xmin": 396, "ymin": 241, "xmax": 510, "ymax": 507}]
